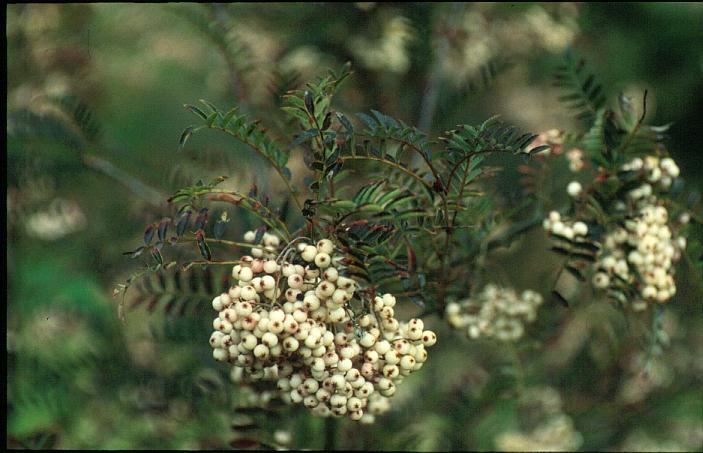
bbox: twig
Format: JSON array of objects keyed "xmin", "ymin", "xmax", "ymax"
[
  {"xmin": 617, "ymin": 90, "xmax": 648, "ymax": 154},
  {"xmin": 339, "ymin": 155, "xmax": 434, "ymax": 194},
  {"xmin": 417, "ymin": 2, "xmax": 465, "ymax": 134},
  {"xmin": 82, "ymin": 154, "xmax": 165, "ymax": 207}
]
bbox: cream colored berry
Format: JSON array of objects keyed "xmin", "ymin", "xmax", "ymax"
[
  {"xmin": 337, "ymin": 276, "xmax": 354, "ymax": 291},
  {"xmin": 213, "ymin": 348, "xmax": 228, "ymax": 362},
  {"xmin": 283, "ymin": 337, "xmax": 300, "ymax": 352},
  {"xmin": 240, "ymin": 285, "xmax": 257, "ymax": 300},
  {"xmin": 573, "ymin": 221, "xmax": 588, "ymax": 237},
  {"xmin": 567, "ymin": 181, "xmax": 583, "ymax": 197},
  {"xmin": 331, "ymin": 289, "xmax": 349, "ymax": 306},
  {"xmin": 399, "ymin": 355, "xmax": 416, "ymax": 370},
  {"xmin": 301, "ymin": 245, "xmax": 318, "ymax": 262},
  {"xmin": 262, "ymin": 332, "xmax": 279, "ymax": 348},
  {"xmin": 338, "ymin": 358, "xmax": 353, "ymax": 372},
  {"xmin": 261, "ymin": 275, "xmax": 276, "ymax": 290},
  {"xmin": 592, "ymin": 272, "xmax": 610, "ymax": 289},
  {"xmin": 212, "ymin": 296, "xmax": 223, "ymax": 311},
  {"xmin": 317, "ymin": 281, "xmax": 336, "ymax": 298},
  {"xmin": 323, "ymin": 267, "xmax": 338, "ymax": 282},
  {"xmin": 287, "ymin": 274, "xmax": 304, "ymax": 289},
  {"xmin": 281, "ymin": 263, "xmax": 296, "ymax": 277},
  {"xmin": 316, "ymin": 239, "xmax": 334, "ymax": 254},
  {"xmin": 263, "ymin": 260, "xmax": 278, "ymax": 274},
  {"xmin": 253, "ymin": 344, "xmax": 269, "ymax": 359},
  {"xmin": 239, "ymin": 267, "xmax": 254, "ymax": 282},
  {"xmin": 421, "ymin": 331, "xmax": 437, "ymax": 347}
]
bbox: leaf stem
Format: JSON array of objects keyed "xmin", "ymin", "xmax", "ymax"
[
  {"xmin": 179, "ymin": 237, "xmax": 254, "ymax": 250},
  {"xmin": 206, "ymin": 124, "xmax": 304, "ymax": 214},
  {"xmin": 182, "ymin": 187, "xmax": 292, "ymax": 240},
  {"xmin": 339, "ymin": 155, "xmax": 434, "ymax": 194},
  {"xmin": 617, "ymin": 90, "xmax": 648, "ymax": 155}
]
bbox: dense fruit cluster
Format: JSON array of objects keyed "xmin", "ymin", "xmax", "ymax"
[
  {"xmin": 542, "ymin": 211, "xmax": 589, "ymax": 241},
  {"xmin": 622, "ymin": 155, "xmax": 680, "ymax": 190},
  {"xmin": 210, "ymin": 233, "xmax": 437, "ymax": 423},
  {"xmin": 445, "ymin": 284, "xmax": 544, "ymax": 342},
  {"xmin": 530, "ymin": 128, "xmax": 564, "ymax": 156},
  {"xmin": 545, "ymin": 154, "xmax": 687, "ymax": 310},
  {"xmin": 566, "ymin": 147, "xmax": 586, "ymax": 173}
]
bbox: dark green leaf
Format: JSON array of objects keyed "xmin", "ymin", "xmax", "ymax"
[
  {"xmin": 184, "ymin": 104, "xmax": 208, "ymax": 120},
  {"xmin": 178, "ymin": 126, "xmax": 194, "ymax": 151},
  {"xmin": 150, "ymin": 247, "xmax": 163, "ymax": 266},
  {"xmin": 304, "ymin": 91, "xmax": 315, "ymax": 115},
  {"xmin": 144, "ymin": 224, "xmax": 155, "ymax": 245},
  {"xmin": 123, "ymin": 246, "xmax": 146, "ymax": 259},
  {"xmin": 176, "ymin": 211, "xmax": 192, "ymax": 236},
  {"xmin": 196, "ymin": 232, "xmax": 212, "ymax": 261},
  {"xmin": 157, "ymin": 218, "xmax": 171, "ymax": 242}
]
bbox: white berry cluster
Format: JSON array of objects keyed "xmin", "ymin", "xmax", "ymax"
[
  {"xmin": 209, "ymin": 234, "xmax": 437, "ymax": 423},
  {"xmin": 529, "ymin": 128, "xmax": 564, "ymax": 157},
  {"xmin": 495, "ymin": 387, "xmax": 583, "ymax": 452},
  {"xmin": 544, "ymin": 155, "xmax": 687, "ymax": 310},
  {"xmin": 445, "ymin": 284, "xmax": 544, "ymax": 342},
  {"xmin": 622, "ymin": 155, "xmax": 680, "ymax": 190},
  {"xmin": 592, "ymin": 204, "xmax": 685, "ymax": 309},
  {"xmin": 242, "ymin": 230, "xmax": 281, "ymax": 259},
  {"xmin": 542, "ymin": 211, "xmax": 589, "ymax": 240},
  {"xmin": 566, "ymin": 147, "xmax": 586, "ymax": 173}
]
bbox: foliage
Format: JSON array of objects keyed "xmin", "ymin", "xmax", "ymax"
[{"xmin": 120, "ymin": 62, "xmax": 551, "ymax": 326}]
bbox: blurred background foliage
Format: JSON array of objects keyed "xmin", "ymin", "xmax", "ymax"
[{"xmin": 6, "ymin": 3, "xmax": 703, "ymax": 450}]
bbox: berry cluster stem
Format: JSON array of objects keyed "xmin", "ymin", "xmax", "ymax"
[{"xmin": 324, "ymin": 416, "xmax": 337, "ymax": 450}]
